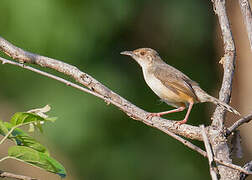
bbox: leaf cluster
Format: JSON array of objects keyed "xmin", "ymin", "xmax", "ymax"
[{"xmin": 0, "ymin": 106, "xmax": 66, "ymax": 178}]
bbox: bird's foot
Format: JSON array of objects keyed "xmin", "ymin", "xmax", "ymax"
[
  {"xmin": 146, "ymin": 113, "xmax": 161, "ymax": 119},
  {"xmin": 176, "ymin": 119, "xmax": 187, "ymax": 125}
]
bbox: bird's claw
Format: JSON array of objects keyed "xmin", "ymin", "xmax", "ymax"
[
  {"xmin": 146, "ymin": 113, "xmax": 161, "ymax": 119},
  {"xmin": 176, "ymin": 119, "xmax": 187, "ymax": 125}
]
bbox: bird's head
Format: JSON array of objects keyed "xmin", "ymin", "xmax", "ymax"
[{"xmin": 121, "ymin": 48, "xmax": 160, "ymax": 68}]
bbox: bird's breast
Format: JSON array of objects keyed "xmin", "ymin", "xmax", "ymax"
[{"xmin": 142, "ymin": 69, "xmax": 191, "ymax": 106}]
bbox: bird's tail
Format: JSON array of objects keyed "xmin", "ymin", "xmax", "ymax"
[
  {"xmin": 206, "ymin": 95, "xmax": 240, "ymax": 115},
  {"xmin": 193, "ymin": 86, "xmax": 241, "ymax": 116}
]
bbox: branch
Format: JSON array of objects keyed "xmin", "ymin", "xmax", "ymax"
[
  {"xmin": 210, "ymin": 0, "xmax": 239, "ymax": 179},
  {"xmin": 238, "ymin": 0, "xmax": 252, "ymax": 52},
  {"xmin": 0, "ymin": 56, "xmax": 205, "ymax": 154},
  {"xmin": 211, "ymin": 0, "xmax": 236, "ymax": 128},
  {"xmin": 0, "ymin": 36, "xmax": 203, "ymax": 141},
  {"xmin": 201, "ymin": 125, "xmax": 218, "ymax": 180},
  {"xmin": 1, "ymin": 47, "xmax": 251, "ymax": 177},
  {"xmin": 0, "ymin": 170, "xmax": 37, "ymax": 180},
  {"xmin": 226, "ymin": 112, "xmax": 252, "ymax": 136}
]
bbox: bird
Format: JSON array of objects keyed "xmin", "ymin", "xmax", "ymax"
[{"xmin": 120, "ymin": 48, "xmax": 240, "ymax": 124}]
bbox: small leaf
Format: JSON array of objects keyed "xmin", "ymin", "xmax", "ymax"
[
  {"xmin": 10, "ymin": 112, "xmax": 45, "ymax": 126},
  {"xmin": 0, "ymin": 120, "xmax": 9, "ymax": 136},
  {"xmin": 8, "ymin": 146, "xmax": 66, "ymax": 178},
  {"xmin": 10, "ymin": 112, "xmax": 56, "ymax": 133},
  {"xmin": 4, "ymin": 122, "xmax": 50, "ymax": 155}
]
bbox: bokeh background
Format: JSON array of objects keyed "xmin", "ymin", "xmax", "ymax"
[{"xmin": 0, "ymin": 0, "xmax": 251, "ymax": 180}]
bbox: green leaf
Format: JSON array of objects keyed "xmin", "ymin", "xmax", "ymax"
[
  {"xmin": 4, "ymin": 122, "xmax": 50, "ymax": 155},
  {"xmin": 0, "ymin": 120, "xmax": 9, "ymax": 136},
  {"xmin": 11, "ymin": 112, "xmax": 45, "ymax": 125},
  {"xmin": 10, "ymin": 112, "xmax": 56, "ymax": 133},
  {"xmin": 8, "ymin": 146, "xmax": 66, "ymax": 178}
]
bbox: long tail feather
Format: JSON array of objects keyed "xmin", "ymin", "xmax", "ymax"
[
  {"xmin": 193, "ymin": 86, "xmax": 240, "ymax": 116},
  {"xmin": 208, "ymin": 96, "xmax": 240, "ymax": 115}
]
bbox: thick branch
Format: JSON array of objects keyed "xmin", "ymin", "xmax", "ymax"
[
  {"xmin": 0, "ymin": 36, "xmax": 203, "ymax": 141},
  {"xmin": 211, "ymin": 0, "xmax": 236, "ymax": 128},
  {"xmin": 0, "ymin": 170, "xmax": 37, "ymax": 180},
  {"xmin": 210, "ymin": 0, "xmax": 239, "ymax": 180},
  {"xmin": 238, "ymin": 0, "xmax": 252, "ymax": 52}
]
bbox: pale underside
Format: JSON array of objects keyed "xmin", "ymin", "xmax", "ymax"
[{"xmin": 142, "ymin": 64, "xmax": 198, "ymax": 108}]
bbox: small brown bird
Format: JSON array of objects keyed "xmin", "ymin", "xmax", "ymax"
[{"xmin": 121, "ymin": 48, "xmax": 240, "ymax": 124}]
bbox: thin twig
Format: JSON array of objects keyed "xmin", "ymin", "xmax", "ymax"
[
  {"xmin": 0, "ymin": 126, "xmax": 15, "ymax": 145},
  {"xmin": 201, "ymin": 125, "xmax": 218, "ymax": 180},
  {"xmin": 213, "ymin": 159, "xmax": 251, "ymax": 175},
  {"xmin": 0, "ymin": 170, "xmax": 37, "ymax": 180},
  {"xmin": 0, "ymin": 57, "xmax": 106, "ymax": 102},
  {"xmin": 157, "ymin": 124, "xmax": 251, "ymax": 175},
  {"xmin": 0, "ymin": 156, "xmax": 10, "ymax": 163},
  {"xmin": 226, "ymin": 112, "xmax": 252, "ymax": 136},
  {"xmin": 240, "ymin": 161, "xmax": 252, "ymax": 180},
  {"xmin": 155, "ymin": 125, "xmax": 251, "ymax": 175},
  {"xmin": 238, "ymin": 0, "xmax": 252, "ymax": 52},
  {"xmin": 0, "ymin": 37, "xmax": 203, "ymax": 141}
]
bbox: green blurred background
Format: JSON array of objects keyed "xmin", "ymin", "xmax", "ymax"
[{"xmin": 0, "ymin": 0, "xmax": 220, "ymax": 179}]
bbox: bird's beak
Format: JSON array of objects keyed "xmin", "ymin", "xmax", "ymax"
[{"xmin": 120, "ymin": 51, "xmax": 134, "ymax": 56}]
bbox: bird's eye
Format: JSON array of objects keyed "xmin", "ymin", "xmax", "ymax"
[{"xmin": 140, "ymin": 51, "xmax": 146, "ymax": 56}]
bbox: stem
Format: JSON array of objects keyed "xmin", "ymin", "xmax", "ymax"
[
  {"xmin": 0, "ymin": 156, "xmax": 10, "ymax": 163},
  {"xmin": 0, "ymin": 126, "xmax": 16, "ymax": 145}
]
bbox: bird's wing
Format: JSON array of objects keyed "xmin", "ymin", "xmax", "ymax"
[{"xmin": 153, "ymin": 65, "xmax": 198, "ymax": 100}]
